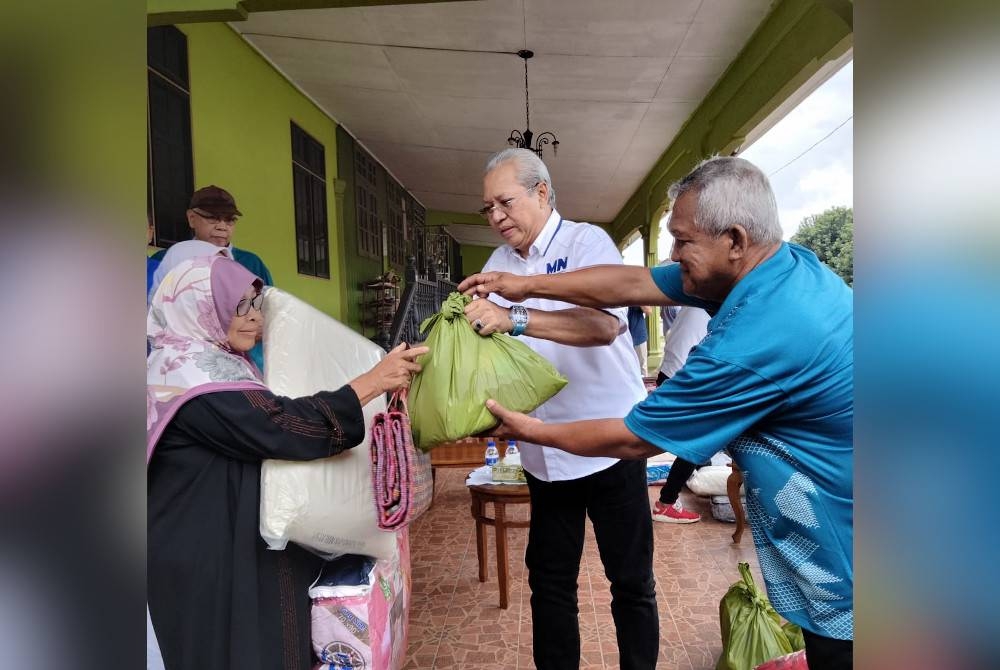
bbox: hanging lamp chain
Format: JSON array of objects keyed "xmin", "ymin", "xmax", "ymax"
[{"xmin": 523, "ymin": 56, "xmax": 531, "ymax": 132}]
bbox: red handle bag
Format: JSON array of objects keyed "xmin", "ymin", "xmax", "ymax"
[{"xmin": 370, "ymin": 389, "xmax": 434, "ymax": 530}]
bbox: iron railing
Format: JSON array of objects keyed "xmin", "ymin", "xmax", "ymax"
[{"xmin": 387, "ymin": 278, "xmax": 457, "ymax": 349}]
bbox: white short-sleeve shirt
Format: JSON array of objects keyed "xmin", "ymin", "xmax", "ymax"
[
  {"xmin": 481, "ymin": 209, "xmax": 648, "ymax": 482},
  {"xmin": 658, "ymin": 306, "xmax": 711, "ymax": 378}
]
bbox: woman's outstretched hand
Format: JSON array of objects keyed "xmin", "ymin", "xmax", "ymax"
[
  {"xmin": 375, "ymin": 342, "xmax": 429, "ymax": 392},
  {"xmin": 350, "ymin": 342, "xmax": 429, "ymax": 405}
]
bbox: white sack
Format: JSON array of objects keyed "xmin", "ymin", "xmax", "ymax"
[
  {"xmin": 686, "ymin": 465, "xmax": 744, "ymax": 497},
  {"xmin": 259, "ymin": 287, "xmax": 396, "ymax": 560}
]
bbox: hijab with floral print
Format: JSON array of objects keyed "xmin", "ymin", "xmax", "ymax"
[
  {"xmin": 146, "ymin": 255, "xmax": 266, "ymax": 464},
  {"xmin": 148, "ymin": 239, "xmax": 232, "ymax": 304}
]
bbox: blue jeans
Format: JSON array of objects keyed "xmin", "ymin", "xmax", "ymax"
[{"xmin": 525, "ymin": 459, "xmax": 659, "ymax": 670}]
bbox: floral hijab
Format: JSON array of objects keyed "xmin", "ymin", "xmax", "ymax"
[{"xmin": 146, "ymin": 254, "xmax": 266, "ymax": 464}]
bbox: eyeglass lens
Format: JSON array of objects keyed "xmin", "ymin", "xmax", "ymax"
[
  {"xmin": 479, "ymin": 183, "xmax": 539, "ymax": 218},
  {"xmin": 236, "ymin": 293, "xmax": 263, "ymax": 316},
  {"xmin": 196, "ymin": 210, "xmax": 238, "ymax": 224}
]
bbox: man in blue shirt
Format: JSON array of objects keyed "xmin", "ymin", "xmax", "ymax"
[
  {"xmin": 626, "ymin": 304, "xmax": 650, "ymax": 374},
  {"xmin": 459, "ymin": 156, "xmax": 853, "ymax": 670},
  {"xmin": 146, "ymin": 214, "xmax": 161, "ymax": 299}
]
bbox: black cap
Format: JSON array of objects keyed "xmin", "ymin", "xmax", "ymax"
[{"xmin": 189, "ymin": 185, "xmax": 242, "ymax": 217}]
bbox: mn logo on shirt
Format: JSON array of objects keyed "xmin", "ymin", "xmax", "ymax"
[{"xmin": 546, "ymin": 257, "xmax": 568, "ymax": 274}]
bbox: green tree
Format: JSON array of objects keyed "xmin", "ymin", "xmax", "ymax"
[{"xmin": 791, "ymin": 206, "xmax": 853, "ymax": 285}]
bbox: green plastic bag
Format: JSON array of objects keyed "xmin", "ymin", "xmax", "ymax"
[
  {"xmin": 716, "ymin": 563, "xmax": 794, "ymax": 670},
  {"xmin": 408, "ymin": 293, "xmax": 568, "ymax": 451},
  {"xmin": 782, "ymin": 622, "xmax": 805, "ymax": 652}
]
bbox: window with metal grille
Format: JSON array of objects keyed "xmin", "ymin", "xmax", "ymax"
[
  {"xmin": 354, "ymin": 146, "xmax": 381, "ymax": 259},
  {"xmin": 386, "ymin": 179, "xmax": 406, "ymax": 270},
  {"xmin": 147, "ymin": 25, "xmax": 194, "ymax": 248},
  {"xmin": 291, "ymin": 122, "xmax": 329, "ymax": 278},
  {"xmin": 407, "ymin": 195, "xmax": 427, "ymax": 276}
]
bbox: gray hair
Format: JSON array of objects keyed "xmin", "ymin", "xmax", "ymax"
[
  {"xmin": 484, "ymin": 148, "xmax": 556, "ymax": 208},
  {"xmin": 667, "ymin": 156, "xmax": 781, "ymax": 245}
]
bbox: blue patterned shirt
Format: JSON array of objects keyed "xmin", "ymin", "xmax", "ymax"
[{"xmin": 624, "ymin": 243, "xmax": 853, "ymax": 640}]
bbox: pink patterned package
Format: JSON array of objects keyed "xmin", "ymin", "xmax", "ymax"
[{"xmin": 311, "ymin": 530, "xmax": 411, "ymax": 670}]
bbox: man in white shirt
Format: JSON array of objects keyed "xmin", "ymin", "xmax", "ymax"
[
  {"xmin": 657, "ymin": 305, "xmax": 711, "ymax": 385},
  {"xmin": 652, "ymin": 306, "xmax": 712, "ymax": 523},
  {"xmin": 463, "ymin": 148, "xmax": 658, "ymax": 670}
]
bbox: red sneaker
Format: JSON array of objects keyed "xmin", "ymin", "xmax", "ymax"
[{"xmin": 652, "ymin": 500, "xmax": 701, "ymax": 524}]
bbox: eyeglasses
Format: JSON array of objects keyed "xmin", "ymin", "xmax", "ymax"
[
  {"xmin": 235, "ymin": 293, "xmax": 264, "ymax": 317},
  {"xmin": 477, "ymin": 182, "xmax": 541, "ymax": 220},
  {"xmin": 193, "ymin": 209, "xmax": 239, "ymax": 225}
]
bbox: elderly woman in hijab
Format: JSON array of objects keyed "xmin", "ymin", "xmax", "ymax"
[
  {"xmin": 146, "ymin": 254, "xmax": 427, "ymax": 670},
  {"xmin": 148, "ymin": 239, "xmax": 273, "ymax": 371}
]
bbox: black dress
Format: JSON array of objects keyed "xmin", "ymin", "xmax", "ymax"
[{"xmin": 148, "ymin": 387, "xmax": 366, "ymax": 670}]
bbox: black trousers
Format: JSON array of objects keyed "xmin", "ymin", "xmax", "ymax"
[
  {"xmin": 657, "ymin": 457, "xmax": 697, "ymax": 505},
  {"xmin": 524, "ymin": 459, "xmax": 659, "ymax": 670},
  {"xmin": 803, "ymin": 629, "xmax": 853, "ymax": 670}
]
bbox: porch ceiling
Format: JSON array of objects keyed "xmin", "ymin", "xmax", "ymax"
[{"xmin": 232, "ymin": 0, "xmax": 773, "ymax": 224}]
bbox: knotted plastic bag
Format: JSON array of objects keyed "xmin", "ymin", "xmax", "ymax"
[
  {"xmin": 716, "ymin": 562, "xmax": 794, "ymax": 670},
  {"xmin": 781, "ymin": 622, "xmax": 805, "ymax": 652},
  {"xmin": 408, "ymin": 293, "xmax": 568, "ymax": 451}
]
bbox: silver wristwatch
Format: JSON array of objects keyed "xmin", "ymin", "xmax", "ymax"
[{"xmin": 509, "ymin": 305, "xmax": 529, "ymax": 336}]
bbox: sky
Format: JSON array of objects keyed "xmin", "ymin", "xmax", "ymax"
[{"xmin": 623, "ymin": 60, "xmax": 853, "ymax": 265}]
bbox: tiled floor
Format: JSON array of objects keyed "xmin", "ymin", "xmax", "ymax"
[{"xmin": 403, "ymin": 467, "xmax": 762, "ymax": 670}]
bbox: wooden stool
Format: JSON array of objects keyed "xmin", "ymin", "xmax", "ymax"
[
  {"xmin": 727, "ymin": 462, "xmax": 748, "ymax": 544},
  {"xmin": 468, "ymin": 483, "xmax": 531, "ymax": 609}
]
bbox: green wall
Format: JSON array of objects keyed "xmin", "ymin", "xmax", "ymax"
[
  {"xmin": 178, "ymin": 22, "xmax": 346, "ymax": 319},
  {"xmin": 460, "ymin": 244, "xmax": 495, "ymax": 277}
]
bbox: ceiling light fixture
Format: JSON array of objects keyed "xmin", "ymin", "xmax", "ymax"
[{"xmin": 507, "ymin": 50, "xmax": 559, "ymax": 159}]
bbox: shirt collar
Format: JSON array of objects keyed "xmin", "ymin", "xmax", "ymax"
[
  {"xmin": 526, "ymin": 209, "xmax": 562, "ymax": 258},
  {"xmin": 715, "ymin": 242, "xmax": 792, "ymax": 318}
]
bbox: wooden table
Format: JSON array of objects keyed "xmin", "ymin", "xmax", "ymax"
[
  {"xmin": 429, "ymin": 439, "xmax": 494, "ymax": 497},
  {"xmin": 727, "ymin": 462, "xmax": 748, "ymax": 544},
  {"xmin": 468, "ymin": 483, "xmax": 531, "ymax": 609}
]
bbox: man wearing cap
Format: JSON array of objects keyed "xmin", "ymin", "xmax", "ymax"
[
  {"xmin": 167, "ymin": 185, "xmax": 272, "ymax": 285},
  {"xmin": 150, "ymin": 185, "xmax": 272, "ymax": 369}
]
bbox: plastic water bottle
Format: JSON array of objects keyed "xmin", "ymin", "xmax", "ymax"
[
  {"xmin": 484, "ymin": 439, "xmax": 500, "ymax": 467},
  {"xmin": 505, "ymin": 440, "xmax": 519, "ymax": 458}
]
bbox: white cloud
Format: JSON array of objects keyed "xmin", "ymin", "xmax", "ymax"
[
  {"xmin": 780, "ymin": 159, "xmax": 853, "ymax": 238},
  {"xmin": 800, "ymin": 161, "xmax": 852, "ymax": 196}
]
